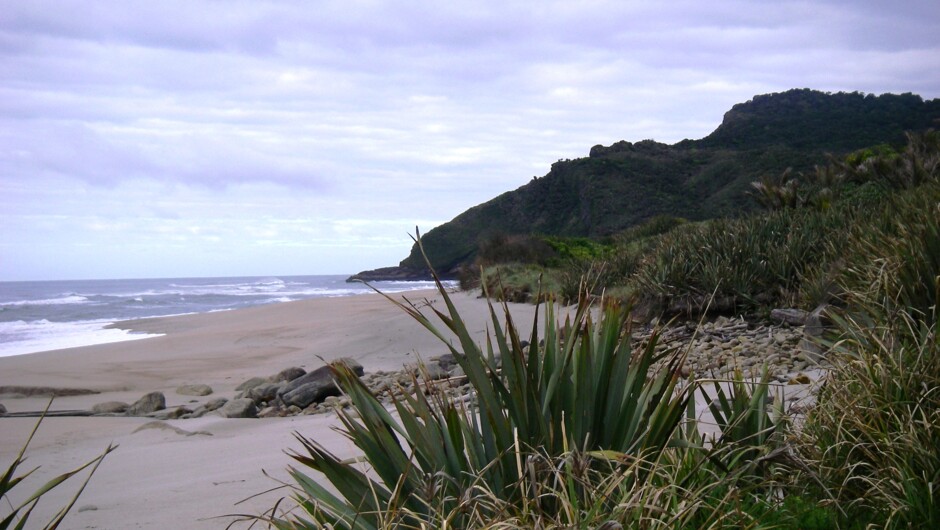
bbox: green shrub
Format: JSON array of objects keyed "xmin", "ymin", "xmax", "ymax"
[
  {"xmin": 630, "ymin": 206, "xmax": 855, "ymax": 314},
  {"xmin": 256, "ymin": 233, "xmax": 816, "ymax": 529},
  {"xmin": 803, "ymin": 183, "xmax": 940, "ymax": 529},
  {"xmin": 268, "ymin": 234, "xmax": 705, "ymax": 528}
]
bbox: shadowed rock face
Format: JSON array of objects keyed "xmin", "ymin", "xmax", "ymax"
[
  {"xmin": 218, "ymin": 398, "xmax": 257, "ymax": 419},
  {"xmin": 126, "ymin": 392, "xmax": 166, "ymax": 416},
  {"xmin": 277, "ymin": 358, "xmax": 364, "ymax": 409}
]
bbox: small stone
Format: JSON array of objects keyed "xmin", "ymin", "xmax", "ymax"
[
  {"xmin": 77, "ymin": 505, "xmax": 98, "ymax": 513},
  {"xmin": 0, "ymin": 403, "xmax": 6, "ymax": 415},
  {"xmin": 788, "ymin": 373, "xmax": 812, "ymax": 385}
]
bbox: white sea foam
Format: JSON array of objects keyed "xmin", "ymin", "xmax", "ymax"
[
  {"xmin": 0, "ymin": 319, "xmax": 162, "ymax": 358},
  {"xmin": 0, "ymin": 295, "xmax": 90, "ymax": 307}
]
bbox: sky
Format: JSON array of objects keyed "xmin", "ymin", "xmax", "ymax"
[{"xmin": 1, "ymin": 1, "xmax": 939, "ymax": 281}]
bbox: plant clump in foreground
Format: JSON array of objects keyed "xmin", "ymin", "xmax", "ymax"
[{"xmin": 254, "ymin": 239, "xmax": 815, "ymax": 530}]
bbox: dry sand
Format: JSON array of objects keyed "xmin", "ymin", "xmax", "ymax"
[
  {"xmin": 0, "ymin": 289, "xmax": 539, "ymax": 529},
  {"xmin": 0, "ymin": 289, "xmax": 823, "ymax": 529}
]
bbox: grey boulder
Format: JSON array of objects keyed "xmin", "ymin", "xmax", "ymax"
[
  {"xmin": 246, "ymin": 382, "xmax": 284, "ymax": 403},
  {"xmin": 126, "ymin": 392, "xmax": 166, "ymax": 416},
  {"xmin": 235, "ymin": 377, "xmax": 267, "ymax": 392},
  {"xmin": 270, "ymin": 367, "xmax": 306, "ymax": 383},
  {"xmin": 278, "ymin": 358, "xmax": 363, "ymax": 409},
  {"xmin": 218, "ymin": 398, "xmax": 258, "ymax": 418}
]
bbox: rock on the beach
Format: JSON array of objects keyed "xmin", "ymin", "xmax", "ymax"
[
  {"xmin": 413, "ymin": 361, "xmax": 449, "ymax": 381},
  {"xmin": 235, "ymin": 377, "xmax": 267, "ymax": 392},
  {"xmin": 204, "ymin": 397, "xmax": 228, "ymax": 411},
  {"xmin": 278, "ymin": 358, "xmax": 363, "ymax": 409},
  {"xmin": 126, "ymin": 392, "xmax": 166, "ymax": 416},
  {"xmin": 280, "ymin": 376, "xmax": 341, "ymax": 409},
  {"xmin": 148, "ymin": 406, "xmax": 192, "ymax": 420},
  {"xmin": 270, "ymin": 367, "xmax": 306, "ymax": 383},
  {"xmin": 0, "ymin": 403, "xmax": 6, "ymax": 415},
  {"xmin": 246, "ymin": 382, "xmax": 284, "ymax": 403},
  {"xmin": 218, "ymin": 398, "xmax": 258, "ymax": 418},
  {"xmin": 92, "ymin": 401, "xmax": 129, "ymax": 414},
  {"xmin": 176, "ymin": 384, "xmax": 213, "ymax": 396}
]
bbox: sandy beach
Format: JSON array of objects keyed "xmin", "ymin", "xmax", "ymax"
[{"xmin": 0, "ymin": 289, "xmax": 539, "ymax": 529}]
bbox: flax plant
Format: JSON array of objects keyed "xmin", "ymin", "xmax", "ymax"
[{"xmin": 271, "ymin": 233, "xmax": 692, "ymax": 529}]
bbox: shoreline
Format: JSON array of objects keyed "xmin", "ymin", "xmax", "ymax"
[
  {"xmin": 0, "ymin": 288, "xmax": 539, "ymax": 529},
  {"xmin": 0, "ymin": 289, "xmax": 824, "ymax": 528}
]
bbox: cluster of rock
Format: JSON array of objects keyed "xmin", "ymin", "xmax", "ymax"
[
  {"xmin": 1, "ymin": 306, "xmax": 829, "ymax": 421},
  {"xmin": 644, "ymin": 307, "xmax": 829, "ymax": 383}
]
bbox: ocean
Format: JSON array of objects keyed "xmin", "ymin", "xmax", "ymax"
[{"xmin": 0, "ymin": 275, "xmax": 449, "ymax": 358}]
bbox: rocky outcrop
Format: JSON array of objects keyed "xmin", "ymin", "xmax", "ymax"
[{"xmin": 346, "ymin": 266, "xmax": 438, "ymax": 282}]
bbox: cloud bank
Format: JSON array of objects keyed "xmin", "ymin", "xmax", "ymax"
[{"xmin": 1, "ymin": 0, "xmax": 938, "ymax": 279}]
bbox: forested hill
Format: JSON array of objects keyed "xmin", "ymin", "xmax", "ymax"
[{"xmin": 351, "ymin": 89, "xmax": 940, "ymax": 280}]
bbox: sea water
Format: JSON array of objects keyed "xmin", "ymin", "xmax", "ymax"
[{"xmin": 0, "ymin": 275, "xmax": 448, "ymax": 357}]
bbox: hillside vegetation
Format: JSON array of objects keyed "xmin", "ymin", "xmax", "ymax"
[
  {"xmin": 268, "ymin": 128, "xmax": 939, "ymax": 529},
  {"xmin": 390, "ymin": 89, "xmax": 939, "ymax": 276}
]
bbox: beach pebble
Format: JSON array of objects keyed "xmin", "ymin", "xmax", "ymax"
[
  {"xmin": 0, "ymin": 403, "xmax": 6, "ymax": 415},
  {"xmin": 176, "ymin": 384, "xmax": 213, "ymax": 396},
  {"xmin": 77, "ymin": 505, "xmax": 98, "ymax": 513}
]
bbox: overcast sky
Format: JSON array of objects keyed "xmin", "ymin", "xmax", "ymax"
[{"xmin": 2, "ymin": 1, "xmax": 939, "ymax": 281}]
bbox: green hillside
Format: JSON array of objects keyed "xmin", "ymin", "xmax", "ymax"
[{"xmin": 389, "ymin": 89, "xmax": 940, "ymax": 276}]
